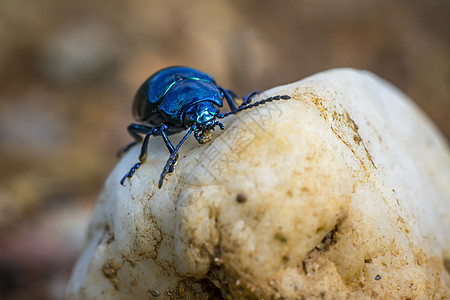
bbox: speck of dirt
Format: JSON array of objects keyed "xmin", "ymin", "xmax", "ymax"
[
  {"xmin": 315, "ymin": 226, "xmax": 338, "ymax": 251},
  {"xmin": 101, "ymin": 258, "xmax": 122, "ymax": 290},
  {"xmin": 375, "ymin": 274, "xmax": 381, "ymax": 280},
  {"xmin": 236, "ymin": 193, "xmax": 247, "ymax": 203},
  {"xmin": 274, "ymin": 232, "xmax": 288, "ymax": 243},
  {"xmin": 149, "ymin": 289, "xmax": 160, "ymax": 297},
  {"xmin": 167, "ymin": 279, "xmax": 226, "ymax": 299},
  {"xmin": 444, "ymin": 259, "xmax": 450, "ymax": 274}
]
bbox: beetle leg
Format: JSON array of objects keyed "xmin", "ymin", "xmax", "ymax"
[
  {"xmin": 218, "ymin": 86, "xmax": 239, "ymax": 111},
  {"xmin": 120, "ymin": 162, "xmax": 141, "ymax": 185},
  {"xmin": 159, "ymin": 124, "xmax": 180, "ymax": 174},
  {"xmin": 241, "ymin": 91, "xmax": 260, "ymax": 107},
  {"xmin": 159, "ymin": 124, "xmax": 176, "ymax": 154},
  {"xmin": 139, "ymin": 128, "xmax": 159, "ymax": 161},
  {"xmin": 120, "ymin": 126, "xmax": 158, "ymax": 186},
  {"xmin": 158, "ymin": 125, "xmax": 196, "ymax": 188},
  {"xmin": 226, "ymin": 89, "xmax": 239, "ymax": 100},
  {"xmin": 117, "ymin": 123, "xmax": 154, "ymax": 157}
]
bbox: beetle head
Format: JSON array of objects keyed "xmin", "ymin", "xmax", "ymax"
[{"xmin": 184, "ymin": 101, "xmax": 224, "ymax": 144}]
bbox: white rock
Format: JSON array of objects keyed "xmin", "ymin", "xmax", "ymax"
[{"xmin": 67, "ymin": 69, "xmax": 450, "ymax": 299}]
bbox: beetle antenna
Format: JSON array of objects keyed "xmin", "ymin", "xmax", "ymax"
[{"xmin": 217, "ymin": 95, "xmax": 291, "ymax": 118}]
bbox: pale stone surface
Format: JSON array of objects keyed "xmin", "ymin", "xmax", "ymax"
[{"xmin": 67, "ymin": 69, "xmax": 450, "ymax": 299}]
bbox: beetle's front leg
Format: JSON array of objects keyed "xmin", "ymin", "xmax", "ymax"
[
  {"xmin": 158, "ymin": 125, "xmax": 196, "ymax": 188},
  {"xmin": 159, "ymin": 124, "xmax": 176, "ymax": 154},
  {"xmin": 159, "ymin": 124, "xmax": 179, "ymax": 172}
]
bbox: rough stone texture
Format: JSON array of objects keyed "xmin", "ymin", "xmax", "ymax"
[{"xmin": 67, "ymin": 69, "xmax": 450, "ymax": 299}]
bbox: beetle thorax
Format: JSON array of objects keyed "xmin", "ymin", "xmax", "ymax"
[{"xmin": 184, "ymin": 101, "xmax": 218, "ymax": 128}]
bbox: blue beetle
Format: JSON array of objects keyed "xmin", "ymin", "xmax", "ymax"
[{"xmin": 119, "ymin": 66, "xmax": 291, "ymax": 188}]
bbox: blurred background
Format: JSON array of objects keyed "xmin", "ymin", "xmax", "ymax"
[{"xmin": 0, "ymin": 0, "xmax": 449, "ymax": 299}]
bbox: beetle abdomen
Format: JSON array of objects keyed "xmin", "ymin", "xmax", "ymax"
[{"xmin": 132, "ymin": 66, "xmax": 217, "ymax": 123}]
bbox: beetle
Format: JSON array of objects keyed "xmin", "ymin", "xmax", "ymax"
[{"xmin": 119, "ymin": 66, "xmax": 291, "ymax": 188}]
